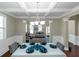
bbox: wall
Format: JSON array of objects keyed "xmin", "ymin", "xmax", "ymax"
[
  {"xmin": 15, "ymin": 19, "xmax": 64, "ymax": 44},
  {"xmin": 52, "ymin": 19, "xmax": 62, "ymax": 36},
  {"xmin": 15, "ymin": 20, "xmax": 27, "ymax": 35},
  {"xmin": 68, "ymin": 20, "xmax": 76, "ymax": 45},
  {"xmin": 0, "ymin": 13, "xmax": 24, "ymax": 56},
  {"xmin": 6, "ymin": 15, "xmax": 16, "ymax": 38},
  {"xmin": 15, "ymin": 20, "xmax": 50, "ymax": 35},
  {"xmin": 51, "ymin": 19, "xmax": 64, "ymax": 45},
  {"xmin": 69, "ymin": 14, "xmax": 79, "ymax": 45},
  {"xmin": 52, "ymin": 19, "xmax": 69, "ymax": 50}
]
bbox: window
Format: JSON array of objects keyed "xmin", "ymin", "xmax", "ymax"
[
  {"xmin": 25, "ymin": 24, "xmax": 27, "ymax": 32},
  {"xmin": 0, "ymin": 15, "xmax": 6, "ymax": 40},
  {"xmin": 30, "ymin": 21, "xmax": 45, "ymax": 34},
  {"xmin": 40, "ymin": 21, "xmax": 45, "ymax": 25},
  {"xmin": 38, "ymin": 24, "xmax": 42, "ymax": 31},
  {"xmin": 48, "ymin": 26, "xmax": 50, "ymax": 34},
  {"xmin": 30, "ymin": 22, "xmax": 34, "ymax": 34},
  {"xmin": 46, "ymin": 26, "xmax": 50, "ymax": 35}
]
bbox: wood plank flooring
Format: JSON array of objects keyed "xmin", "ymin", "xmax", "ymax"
[
  {"xmin": 2, "ymin": 50, "xmax": 11, "ymax": 57},
  {"xmin": 64, "ymin": 45, "xmax": 79, "ymax": 57}
]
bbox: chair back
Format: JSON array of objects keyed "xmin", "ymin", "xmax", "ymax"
[
  {"xmin": 9, "ymin": 42, "xmax": 19, "ymax": 54},
  {"xmin": 56, "ymin": 42, "xmax": 64, "ymax": 51}
]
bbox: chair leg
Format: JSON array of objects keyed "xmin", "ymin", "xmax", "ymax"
[
  {"xmin": 26, "ymin": 40, "xmax": 29, "ymax": 43},
  {"xmin": 69, "ymin": 47, "xmax": 72, "ymax": 52}
]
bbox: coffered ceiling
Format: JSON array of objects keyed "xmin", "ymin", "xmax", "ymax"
[{"xmin": 0, "ymin": 2, "xmax": 79, "ymax": 19}]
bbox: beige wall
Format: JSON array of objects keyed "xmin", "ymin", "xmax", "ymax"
[
  {"xmin": 68, "ymin": 20, "xmax": 75, "ymax": 35},
  {"xmin": 51, "ymin": 19, "xmax": 63, "ymax": 36},
  {"xmin": 69, "ymin": 14, "xmax": 79, "ymax": 36},
  {"xmin": 68, "ymin": 14, "xmax": 79, "ymax": 45},
  {"xmin": 15, "ymin": 19, "xmax": 63, "ymax": 43},
  {"xmin": 15, "ymin": 20, "xmax": 49, "ymax": 35},
  {"xmin": 15, "ymin": 20, "xmax": 26, "ymax": 35},
  {"xmin": 6, "ymin": 15, "xmax": 17, "ymax": 38},
  {"xmin": 15, "ymin": 19, "xmax": 63, "ymax": 36}
]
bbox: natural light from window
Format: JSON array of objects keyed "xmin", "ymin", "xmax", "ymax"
[
  {"xmin": 30, "ymin": 21, "xmax": 45, "ymax": 34},
  {"xmin": 0, "ymin": 16, "xmax": 6, "ymax": 40}
]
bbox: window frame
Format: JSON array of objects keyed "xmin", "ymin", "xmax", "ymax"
[{"xmin": 0, "ymin": 13, "xmax": 6, "ymax": 40}]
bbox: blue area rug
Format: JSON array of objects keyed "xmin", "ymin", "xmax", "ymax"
[{"xmin": 26, "ymin": 44, "xmax": 47, "ymax": 53}]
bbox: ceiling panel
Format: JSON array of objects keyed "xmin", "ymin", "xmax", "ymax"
[
  {"xmin": 28, "ymin": 12, "xmax": 46, "ymax": 17},
  {"xmin": 47, "ymin": 12, "xmax": 67, "ymax": 17},
  {"xmin": 9, "ymin": 12, "xmax": 28, "ymax": 17},
  {"xmin": 0, "ymin": 2, "xmax": 79, "ymax": 19},
  {"xmin": 0, "ymin": 2, "xmax": 21, "ymax": 9},
  {"xmin": 54, "ymin": 2, "xmax": 79, "ymax": 9},
  {"xmin": 25, "ymin": 2, "xmax": 50, "ymax": 9}
]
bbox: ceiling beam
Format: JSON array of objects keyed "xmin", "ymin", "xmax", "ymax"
[
  {"xmin": 16, "ymin": 16, "xmax": 59, "ymax": 19},
  {"xmin": 0, "ymin": 8, "xmax": 71, "ymax": 13},
  {"xmin": 44, "ymin": 2, "xmax": 57, "ymax": 17},
  {"xmin": 0, "ymin": 9, "xmax": 17, "ymax": 18},
  {"xmin": 59, "ymin": 6, "xmax": 79, "ymax": 18},
  {"xmin": 18, "ymin": 2, "xmax": 30, "ymax": 16}
]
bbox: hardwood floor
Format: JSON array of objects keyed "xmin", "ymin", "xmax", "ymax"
[
  {"xmin": 64, "ymin": 45, "xmax": 79, "ymax": 57},
  {"xmin": 2, "ymin": 45, "xmax": 79, "ymax": 57},
  {"xmin": 2, "ymin": 50, "xmax": 11, "ymax": 57}
]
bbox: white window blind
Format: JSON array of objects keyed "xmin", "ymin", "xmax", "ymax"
[{"xmin": 0, "ymin": 16, "xmax": 6, "ymax": 40}]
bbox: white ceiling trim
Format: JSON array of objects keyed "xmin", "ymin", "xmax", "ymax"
[
  {"xmin": 18, "ymin": 2, "xmax": 57, "ymax": 13},
  {"xmin": 44, "ymin": 2, "xmax": 57, "ymax": 16},
  {"xmin": 59, "ymin": 5, "xmax": 79, "ymax": 18},
  {"xmin": 0, "ymin": 2, "xmax": 79, "ymax": 19},
  {"xmin": 0, "ymin": 9, "xmax": 17, "ymax": 18},
  {"xmin": 18, "ymin": 2, "xmax": 29, "ymax": 16},
  {"xmin": 1, "ymin": 8, "xmax": 25, "ymax": 12},
  {"xmin": 16, "ymin": 16, "xmax": 59, "ymax": 19},
  {"xmin": 1, "ymin": 8, "xmax": 70, "ymax": 13}
]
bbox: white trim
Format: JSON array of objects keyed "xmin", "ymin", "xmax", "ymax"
[
  {"xmin": 60, "ymin": 6, "xmax": 79, "ymax": 18},
  {"xmin": 18, "ymin": 2, "xmax": 30, "ymax": 16},
  {"xmin": 44, "ymin": 2, "xmax": 57, "ymax": 16},
  {"xmin": 0, "ymin": 9, "xmax": 17, "ymax": 18},
  {"xmin": 68, "ymin": 34, "xmax": 79, "ymax": 46},
  {"xmin": 0, "ymin": 15, "xmax": 6, "ymax": 40},
  {"xmin": 52, "ymin": 36, "xmax": 64, "ymax": 45},
  {"xmin": 64, "ymin": 47, "xmax": 69, "ymax": 51},
  {"xmin": 76, "ymin": 36, "xmax": 79, "ymax": 46},
  {"xmin": 68, "ymin": 34, "xmax": 76, "ymax": 45}
]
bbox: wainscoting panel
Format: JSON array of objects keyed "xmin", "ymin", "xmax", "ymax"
[
  {"xmin": 52, "ymin": 36, "xmax": 64, "ymax": 45},
  {"xmin": 68, "ymin": 34, "xmax": 76, "ymax": 45},
  {"xmin": 0, "ymin": 35, "xmax": 24, "ymax": 56},
  {"xmin": 76, "ymin": 36, "xmax": 79, "ymax": 46}
]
